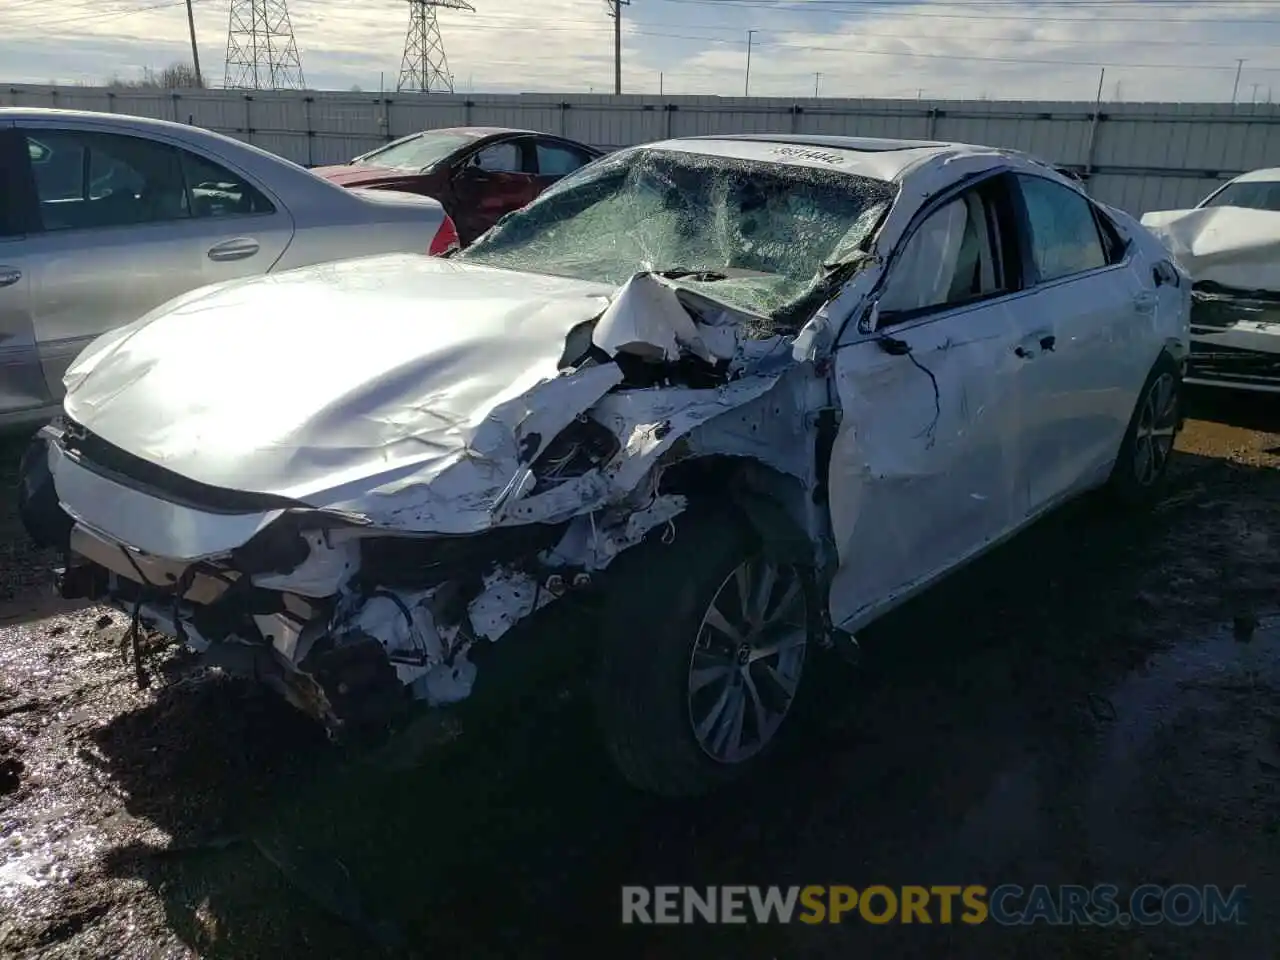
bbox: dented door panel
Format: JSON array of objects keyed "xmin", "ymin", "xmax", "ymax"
[{"xmin": 826, "ymin": 300, "xmax": 1030, "ymax": 631}]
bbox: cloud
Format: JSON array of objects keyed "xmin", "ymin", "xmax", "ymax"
[{"xmin": 2, "ymin": 0, "xmax": 1279, "ymax": 103}]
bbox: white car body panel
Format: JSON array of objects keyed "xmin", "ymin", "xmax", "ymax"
[
  {"xmin": 35, "ymin": 134, "xmax": 1190, "ymax": 728},
  {"xmin": 1141, "ymin": 206, "xmax": 1280, "ymax": 292}
]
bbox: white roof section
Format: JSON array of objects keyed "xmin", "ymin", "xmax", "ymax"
[
  {"xmin": 1228, "ymin": 167, "xmax": 1280, "ymax": 184},
  {"xmin": 644, "ymin": 133, "xmax": 1011, "ymax": 183}
]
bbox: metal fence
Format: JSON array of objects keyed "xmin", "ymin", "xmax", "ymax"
[{"xmin": 5, "ymin": 83, "xmax": 1280, "ymax": 215}]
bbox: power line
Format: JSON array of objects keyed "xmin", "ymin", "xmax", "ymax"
[
  {"xmin": 655, "ymin": 0, "xmax": 1280, "ymax": 24},
  {"xmin": 632, "ymin": 28, "xmax": 1280, "ymax": 72}
]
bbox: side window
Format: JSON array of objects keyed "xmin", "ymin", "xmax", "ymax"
[
  {"xmin": 1017, "ymin": 175, "xmax": 1107, "ymax": 282},
  {"xmin": 179, "ymin": 150, "xmax": 275, "ymax": 217},
  {"xmin": 470, "ymin": 141, "xmax": 522, "ymax": 174},
  {"xmin": 27, "ymin": 135, "xmax": 84, "ymax": 203},
  {"xmin": 879, "ymin": 188, "xmax": 1003, "ymax": 317},
  {"xmin": 536, "ymin": 141, "xmax": 590, "ymax": 178},
  {"xmin": 1093, "ymin": 206, "xmax": 1127, "ymax": 265},
  {"xmin": 24, "ymin": 130, "xmax": 188, "ymax": 231},
  {"xmin": 1, "ymin": 132, "xmax": 34, "ymax": 237}
]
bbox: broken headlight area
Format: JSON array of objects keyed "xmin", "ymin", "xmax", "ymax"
[
  {"xmin": 527, "ymin": 415, "xmax": 621, "ymax": 489},
  {"xmin": 1188, "ymin": 282, "xmax": 1280, "ymax": 389},
  {"xmin": 55, "ymin": 491, "xmax": 689, "ymax": 740}
]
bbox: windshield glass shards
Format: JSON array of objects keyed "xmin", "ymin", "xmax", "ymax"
[{"xmin": 460, "ymin": 148, "xmax": 895, "ymax": 321}]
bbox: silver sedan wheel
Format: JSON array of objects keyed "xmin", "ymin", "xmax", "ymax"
[
  {"xmin": 686, "ymin": 556, "xmax": 808, "ymax": 765},
  {"xmin": 1133, "ymin": 371, "xmax": 1179, "ymax": 487}
]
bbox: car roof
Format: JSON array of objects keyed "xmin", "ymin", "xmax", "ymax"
[
  {"xmin": 1228, "ymin": 167, "xmax": 1280, "ymax": 184},
  {"xmin": 0, "ymin": 106, "xmax": 300, "ymax": 161},
  {"xmin": 640, "ymin": 133, "xmax": 1011, "ymax": 183}
]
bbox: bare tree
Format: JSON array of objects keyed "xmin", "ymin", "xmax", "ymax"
[{"xmin": 106, "ymin": 62, "xmax": 205, "ymax": 89}]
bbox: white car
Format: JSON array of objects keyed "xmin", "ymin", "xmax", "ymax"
[
  {"xmin": 0, "ymin": 108, "xmax": 458, "ymax": 427},
  {"xmin": 1142, "ymin": 168, "xmax": 1280, "ymax": 393},
  {"xmin": 19, "ymin": 135, "xmax": 1190, "ymax": 797}
]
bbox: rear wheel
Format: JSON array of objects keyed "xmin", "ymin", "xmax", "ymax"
[
  {"xmin": 1105, "ymin": 353, "xmax": 1181, "ymax": 508},
  {"xmin": 593, "ymin": 510, "xmax": 814, "ymax": 797}
]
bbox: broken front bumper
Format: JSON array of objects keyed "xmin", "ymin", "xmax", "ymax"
[{"xmin": 22, "ymin": 421, "xmax": 680, "ymax": 739}]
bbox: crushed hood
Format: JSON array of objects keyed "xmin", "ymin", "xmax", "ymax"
[
  {"xmin": 1141, "ymin": 206, "xmax": 1280, "ymax": 293},
  {"xmin": 63, "ymin": 255, "xmax": 616, "ymax": 515}
]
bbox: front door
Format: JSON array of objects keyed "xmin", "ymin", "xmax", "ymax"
[
  {"xmin": 0, "ymin": 124, "xmax": 51, "ymax": 418},
  {"xmin": 449, "ymin": 137, "xmax": 540, "ymax": 244},
  {"xmin": 826, "ymin": 174, "xmax": 1034, "ymax": 631}
]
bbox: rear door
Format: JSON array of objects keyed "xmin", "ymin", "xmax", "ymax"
[
  {"xmin": 16, "ymin": 121, "xmax": 292, "ymax": 400},
  {"xmin": 532, "ymin": 138, "xmax": 597, "ymax": 194},
  {"xmin": 0, "ymin": 123, "xmax": 52, "ymax": 418},
  {"xmin": 1008, "ymin": 174, "xmax": 1153, "ymax": 510},
  {"xmin": 448, "ymin": 136, "xmax": 540, "ymax": 243}
]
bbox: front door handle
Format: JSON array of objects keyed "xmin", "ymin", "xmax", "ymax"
[
  {"xmin": 0, "ymin": 267, "xmax": 21, "ymax": 289},
  {"xmin": 207, "ymin": 238, "xmax": 260, "ymax": 262},
  {"xmin": 1133, "ymin": 291, "xmax": 1157, "ymax": 313}
]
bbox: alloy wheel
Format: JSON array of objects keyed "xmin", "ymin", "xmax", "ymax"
[
  {"xmin": 1133, "ymin": 371, "xmax": 1179, "ymax": 487},
  {"xmin": 686, "ymin": 556, "xmax": 808, "ymax": 764}
]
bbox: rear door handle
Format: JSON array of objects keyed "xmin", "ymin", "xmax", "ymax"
[
  {"xmin": 207, "ymin": 238, "xmax": 260, "ymax": 262},
  {"xmin": 1133, "ymin": 291, "xmax": 1157, "ymax": 313},
  {"xmin": 0, "ymin": 267, "xmax": 21, "ymax": 288}
]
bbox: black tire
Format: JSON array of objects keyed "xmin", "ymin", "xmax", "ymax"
[
  {"xmin": 1104, "ymin": 352, "xmax": 1182, "ymax": 509},
  {"xmin": 592, "ymin": 509, "xmax": 815, "ymax": 798},
  {"xmin": 16, "ymin": 435, "xmax": 72, "ymax": 551}
]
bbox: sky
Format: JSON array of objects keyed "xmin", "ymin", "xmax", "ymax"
[{"xmin": 4, "ymin": 0, "xmax": 1280, "ymax": 103}]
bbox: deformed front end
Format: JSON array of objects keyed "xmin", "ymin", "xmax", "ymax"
[{"xmin": 25, "ymin": 266, "xmax": 831, "ymax": 739}]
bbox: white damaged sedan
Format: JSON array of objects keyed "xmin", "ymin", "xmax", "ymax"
[{"xmin": 19, "ymin": 135, "xmax": 1190, "ymax": 796}]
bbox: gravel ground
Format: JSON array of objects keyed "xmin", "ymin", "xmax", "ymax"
[{"xmin": 2, "ymin": 389, "xmax": 1280, "ymax": 959}]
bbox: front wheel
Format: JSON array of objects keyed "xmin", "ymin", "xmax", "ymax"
[
  {"xmin": 1105, "ymin": 353, "xmax": 1182, "ymax": 508},
  {"xmin": 592, "ymin": 511, "xmax": 814, "ymax": 797}
]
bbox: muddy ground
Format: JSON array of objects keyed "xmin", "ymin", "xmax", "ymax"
[{"xmin": 2, "ymin": 390, "xmax": 1280, "ymax": 959}]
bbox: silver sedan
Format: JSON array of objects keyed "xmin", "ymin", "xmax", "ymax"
[{"xmin": 0, "ymin": 108, "xmax": 457, "ymax": 427}]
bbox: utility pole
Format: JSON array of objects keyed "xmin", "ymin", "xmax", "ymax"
[
  {"xmin": 606, "ymin": 0, "xmax": 630, "ymax": 95},
  {"xmin": 1252, "ymin": 82, "xmax": 1261, "ymax": 104},
  {"xmin": 745, "ymin": 29, "xmax": 757, "ymax": 96},
  {"xmin": 185, "ymin": 0, "xmax": 202, "ymax": 86},
  {"xmin": 814, "ymin": 72, "xmax": 821, "ymax": 97},
  {"xmin": 1232, "ymin": 58, "xmax": 1245, "ymax": 102}
]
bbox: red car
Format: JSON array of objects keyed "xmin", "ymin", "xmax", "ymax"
[{"xmin": 312, "ymin": 126, "xmax": 605, "ymax": 247}]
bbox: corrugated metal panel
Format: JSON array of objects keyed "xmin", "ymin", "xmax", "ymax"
[{"xmin": 6, "ymin": 84, "xmax": 1280, "ymax": 213}]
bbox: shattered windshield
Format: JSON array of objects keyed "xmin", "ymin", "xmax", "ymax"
[
  {"xmin": 1201, "ymin": 179, "xmax": 1280, "ymax": 212},
  {"xmin": 354, "ymin": 131, "xmax": 478, "ymax": 171},
  {"xmin": 460, "ymin": 148, "xmax": 894, "ymax": 319}
]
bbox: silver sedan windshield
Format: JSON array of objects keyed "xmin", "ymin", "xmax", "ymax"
[{"xmin": 461, "ymin": 148, "xmax": 894, "ymax": 319}]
